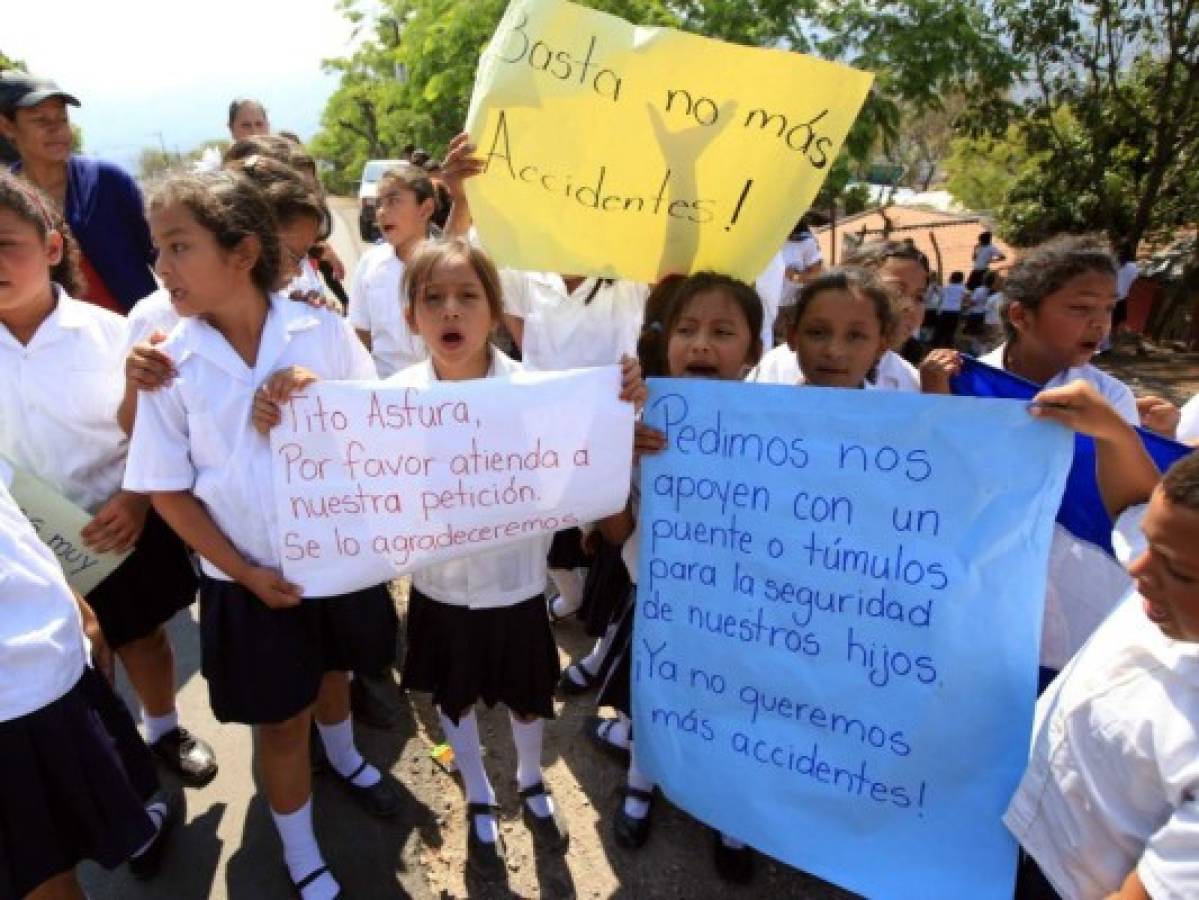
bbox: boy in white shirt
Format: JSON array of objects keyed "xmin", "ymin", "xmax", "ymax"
[{"xmin": 1005, "ymin": 396, "xmax": 1199, "ymax": 900}]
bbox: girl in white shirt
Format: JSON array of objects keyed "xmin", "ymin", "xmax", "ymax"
[
  {"xmin": 120, "ymin": 155, "xmax": 329, "ymax": 431},
  {"xmin": 347, "ymin": 164, "xmax": 435, "ymax": 377},
  {"xmin": 0, "ymin": 173, "xmax": 217, "ymax": 788},
  {"xmin": 0, "ymin": 459, "xmax": 180, "ymax": 896},
  {"xmin": 920, "ymin": 235, "xmax": 1146, "ymax": 689},
  {"xmin": 593, "ymin": 272, "xmax": 766, "ymax": 884},
  {"xmin": 123, "ymin": 172, "xmax": 396, "ymax": 900},
  {"xmin": 263, "ymin": 237, "xmax": 643, "ymax": 882}
]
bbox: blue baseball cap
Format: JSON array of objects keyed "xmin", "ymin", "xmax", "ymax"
[{"xmin": 0, "ymin": 71, "xmax": 81, "ymax": 115}]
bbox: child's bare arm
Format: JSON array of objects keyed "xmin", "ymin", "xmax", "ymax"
[
  {"xmin": 1105, "ymin": 868, "xmax": 1150, "ymax": 900},
  {"xmin": 1030, "ymin": 381, "xmax": 1159, "ymax": 519},
  {"xmin": 152, "ymin": 491, "xmax": 301, "ymax": 608}
]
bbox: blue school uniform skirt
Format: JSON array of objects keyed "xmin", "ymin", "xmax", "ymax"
[
  {"xmin": 580, "ymin": 537, "xmax": 632, "ymax": 639},
  {"xmin": 547, "ymin": 527, "xmax": 590, "ymax": 570},
  {"xmin": 86, "ymin": 509, "xmax": 198, "ymax": 650},
  {"xmin": 596, "ymin": 584, "xmax": 637, "ymax": 717},
  {"xmin": 0, "ymin": 668, "xmax": 157, "ymax": 898},
  {"xmin": 198, "ymin": 578, "xmax": 398, "ymax": 725},
  {"xmin": 401, "ymin": 589, "xmax": 560, "ymax": 724}
]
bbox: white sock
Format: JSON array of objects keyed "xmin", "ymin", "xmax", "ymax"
[
  {"xmin": 549, "ymin": 568, "xmax": 584, "ymax": 617},
  {"xmin": 578, "ymin": 623, "xmax": 618, "ymax": 676},
  {"xmin": 509, "ymin": 714, "xmax": 553, "ymax": 818},
  {"xmin": 144, "ymin": 709, "xmax": 179, "ymax": 745},
  {"xmin": 439, "ymin": 710, "xmax": 498, "ymax": 843},
  {"xmin": 130, "ymin": 796, "xmax": 169, "ymax": 857},
  {"xmin": 272, "ymin": 798, "xmax": 339, "ymax": 900},
  {"xmin": 603, "ymin": 714, "xmax": 631, "ymax": 750},
  {"xmin": 316, "ymin": 717, "xmax": 380, "ymax": 788},
  {"xmin": 720, "ymin": 833, "xmax": 746, "ymax": 850},
  {"xmin": 624, "ymin": 742, "xmax": 654, "ymax": 820}
]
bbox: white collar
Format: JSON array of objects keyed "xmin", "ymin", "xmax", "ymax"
[{"xmin": 170, "ymin": 293, "xmax": 321, "ymax": 382}]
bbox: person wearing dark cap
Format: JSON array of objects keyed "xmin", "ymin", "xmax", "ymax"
[{"xmin": 0, "ymin": 71, "xmax": 156, "ymax": 313}]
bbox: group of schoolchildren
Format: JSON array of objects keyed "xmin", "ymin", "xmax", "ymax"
[{"xmin": 1, "ymin": 83, "xmax": 1198, "ymax": 900}]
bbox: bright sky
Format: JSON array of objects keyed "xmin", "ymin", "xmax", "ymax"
[{"xmin": 6, "ymin": 0, "xmax": 360, "ymax": 169}]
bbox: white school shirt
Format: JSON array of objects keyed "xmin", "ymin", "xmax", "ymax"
[
  {"xmin": 125, "ymin": 288, "xmax": 181, "ymax": 348},
  {"xmin": 0, "ymin": 457, "xmax": 89, "ymax": 723},
  {"xmin": 499, "ymin": 271, "xmax": 648, "ymax": 372},
  {"xmin": 1117, "ymin": 260, "xmax": 1140, "ymax": 300},
  {"xmin": 1176, "ymin": 395, "xmax": 1198, "ymax": 444},
  {"xmin": 972, "ymin": 244, "xmax": 1002, "ymax": 271},
  {"xmin": 0, "ymin": 289, "xmax": 129, "ymax": 513},
  {"xmin": 1004, "ymin": 594, "xmax": 1199, "ymax": 900},
  {"xmin": 967, "ymin": 285, "xmax": 989, "ymax": 315},
  {"xmin": 749, "ymin": 345, "xmax": 915, "ymax": 392},
  {"xmin": 390, "ymin": 350, "xmax": 552, "ymax": 609},
  {"xmin": 984, "ymin": 291, "xmax": 1005, "ymax": 326},
  {"xmin": 123, "ymin": 295, "xmax": 377, "ymax": 580},
  {"xmin": 348, "ymin": 243, "xmax": 426, "ymax": 378},
  {"xmin": 939, "ymin": 283, "xmax": 966, "ymax": 312},
  {"xmin": 981, "ymin": 344, "xmax": 1140, "ymax": 669}
]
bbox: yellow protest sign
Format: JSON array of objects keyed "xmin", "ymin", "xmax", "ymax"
[{"xmin": 464, "ymin": 0, "xmax": 874, "ymax": 283}]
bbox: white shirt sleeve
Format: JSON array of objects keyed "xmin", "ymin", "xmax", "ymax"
[
  {"xmin": 1139, "ymin": 793, "xmax": 1199, "ymax": 900},
  {"xmin": 1178, "ymin": 395, "xmax": 1199, "ymax": 444},
  {"xmin": 499, "ymin": 270, "xmax": 531, "ymax": 319},
  {"xmin": 335, "ymin": 317, "xmax": 379, "ymax": 381},
  {"xmin": 123, "ymin": 387, "xmax": 196, "ymax": 492},
  {"xmin": 1104, "ymin": 378, "xmax": 1141, "ymax": 426},
  {"xmin": 348, "ymin": 254, "xmax": 373, "ymax": 332},
  {"xmin": 798, "ymin": 236, "xmax": 823, "ymax": 269}
]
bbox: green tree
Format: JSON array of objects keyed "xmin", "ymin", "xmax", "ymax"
[{"xmin": 989, "ymin": 0, "xmax": 1199, "ymax": 251}]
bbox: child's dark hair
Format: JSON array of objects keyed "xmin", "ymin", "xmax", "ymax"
[
  {"xmin": 843, "ymin": 239, "xmax": 930, "ymax": 275},
  {"xmin": 1162, "ymin": 453, "xmax": 1199, "ymax": 513},
  {"xmin": 227, "ymin": 98, "xmax": 267, "ymax": 127},
  {"xmin": 1000, "ymin": 234, "xmax": 1116, "ymax": 342},
  {"xmin": 949, "ymin": 271, "xmax": 965, "ymax": 284},
  {"xmin": 660, "ymin": 272, "xmax": 764, "ymax": 367},
  {"xmin": 225, "ymin": 155, "xmax": 323, "ymax": 229},
  {"xmin": 148, "ymin": 171, "xmax": 281, "ymax": 294},
  {"xmin": 403, "ymin": 236, "xmax": 503, "ymax": 321},
  {"xmin": 0, "ymin": 172, "xmax": 85, "ymax": 296},
  {"xmin": 794, "ymin": 267, "xmax": 898, "ymax": 340},
  {"xmin": 978, "ymin": 231, "xmax": 993, "ymax": 245},
  {"xmin": 637, "ymin": 274, "xmax": 685, "ymax": 378},
  {"xmin": 379, "ymin": 163, "xmax": 436, "ymax": 206}
]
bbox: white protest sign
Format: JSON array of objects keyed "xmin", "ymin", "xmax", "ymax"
[
  {"xmin": 270, "ymin": 366, "xmax": 633, "ymax": 595},
  {"xmin": 7, "ymin": 466, "xmax": 132, "ymax": 596}
]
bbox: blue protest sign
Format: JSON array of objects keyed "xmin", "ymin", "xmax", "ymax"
[{"xmin": 633, "ymin": 380, "xmax": 1072, "ymax": 900}]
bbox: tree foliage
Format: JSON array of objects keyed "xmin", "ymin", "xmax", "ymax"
[{"xmin": 986, "ymin": 0, "xmax": 1199, "ymax": 250}]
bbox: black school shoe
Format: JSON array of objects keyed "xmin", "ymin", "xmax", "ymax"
[
  {"xmin": 331, "ymin": 761, "xmax": 401, "ymax": 819},
  {"xmin": 555, "ymin": 662, "xmax": 596, "ymax": 698},
  {"xmin": 128, "ymin": 791, "xmax": 182, "ymax": 879},
  {"xmin": 613, "ymin": 786, "xmax": 655, "ymax": 850},
  {"xmin": 466, "ymin": 802, "xmax": 507, "ymax": 882},
  {"xmin": 519, "ymin": 782, "xmax": 570, "ymax": 852},
  {"xmin": 288, "ymin": 864, "xmax": 342, "ymax": 899},
  {"xmin": 711, "ymin": 829, "xmax": 755, "ymax": 885},
  {"xmin": 151, "ymin": 727, "xmax": 218, "ymax": 788},
  {"xmin": 583, "ymin": 714, "xmax": 631, "ymax": 766}
]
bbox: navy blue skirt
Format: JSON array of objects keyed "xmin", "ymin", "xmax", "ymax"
[
  {"xmin": 596, "ymin": 584, "xmax": 636, "ymax": 717},
  {"xmin": 580, "ymin": 538, "xmax": 632, "ymax": 638},
  {"xmin": 87, "ymin": 509, "xmax": 198, "ymax": 649},
  {"xmin": 0, "ymin": 668, "xmax": 157, "ymax": 898},
  {"xmin": 199, "ymin": 577, "xmax": 398, "ymax": 725},
  {"xmin": 402, "ymin": 589, "xmax": 560, "ymax": 724},
  {"xmin": 547, "ymin": 527, "xmax": 589, "ymax": 570}
]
